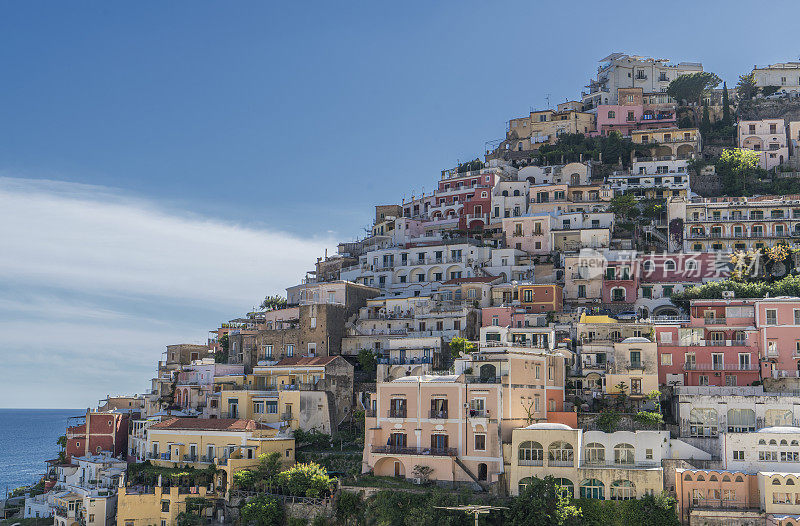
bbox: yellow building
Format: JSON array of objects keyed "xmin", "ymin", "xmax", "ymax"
[
  {"xmin": 506, "ymin": 102, "xmax": 596, "ymax": 151},
  {"xmin": 117, "ymin": 484, "xmax": 218, "ymax": 526},
  {"xmin": 210, "ymin": 356, "xmax": 353, "ymax": 434},
  {"xmin": 145, "ymin": 417, "xmax": 294, "ymax": 493},
  {"xmin": 630, "ymin": 127, "xmax": 700, "ymax": 159}
]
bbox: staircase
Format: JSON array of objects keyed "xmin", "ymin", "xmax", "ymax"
[
  {"xmin": 641, "ymin": 224, "xmax": 668, "ymax": 250},
  {"xmin": 453, "ymin": 456, "xmax": 489, "ymax": 491}
]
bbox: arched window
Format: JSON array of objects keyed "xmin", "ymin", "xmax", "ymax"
[
  {"xmin": 722, "ymin": 475, "xmax": 731, "ymax": 482},
  {"xmin": 548, "ymin": 441, "xmax": 574, "ymax": 466},
  {"xmin": 554, "ymin": 478, "xmax": 573, "ymax": 498},
  {"xmin": 518, "ymin": 441, "xmax": 543, "ymax": 466},
  {"xmin": 585, "ymin": 443, "xmax": 605, "ymax": 465},
  {"xmin": 664, "ymin": 259, "xmax": 676, "ymax": 271},
  {"xmin": 759, "ymin": 439, "xmax": 767, "ymax": 445},
  {"xmin": 607, "ymin": 111, "xmax": 616, "ymax": 119},
  {"xmin": 792, "ymin": 440, "xmax": 799, "ymax": 446},
  {"xmin": 781, "ymin": 439, "xmax": 789, "ymax": 446},
  {"xmin": 684, "ymin": 474, "xmax": 693, "ymax": 481},
  {"xmin": 787, "ymin": 478, "xmax": 795, "ymax": 485},
  {"xmin": 773, "ymin": 478, "xmax": 782, "ymax": 485},
  {"xmin": 685, "ymin": 260, "xmax": 697, "ymax": 270},
  {"xmin": 614, "ymin": 443, "xmax": 635, "ymax": 465},
  {"xmin": 518, "ymin": 477, "xmax": 534, "ymax": 495},
  {"xmin": 642, "ymin": 260, "xmax": 653, "ymax": 272},
  {"xmin": 689, "ymin": 408, "xmax": 718, "ymax": 437},
  {"xmin": 766, "ymin": 409, "xmax": 793, "ymax": 427},
  {"xmin": 502, "ymin": 191, "xmax": 509, "ymax": 197},
  {"xmin": 770, "ymin": 439, "xmax": 778, "ymax": 446},
  {"xmin": 727, "ymin": 409, "xmax": 756, "ymax": 432},
  {"xmin": 513, "ymin": 190, "xmax": 521, "ymax": 197},
  {"xmin": 610, "ymin": 480, "xmax": 635, "ymax": 500},
  {"xmin": 580, "ymin": 479, "xmax": 605, "ymax": 500},
  {"xmin": 709, "ymin": 475, "xmax": 718, "ymax": 481},
  {"xmin": 697, "ymin": 474, "xmax": 705, "ymax": 481},
  {"xmin": 735, "ymin": 475, "xmax": 744, "ymax": 482}
]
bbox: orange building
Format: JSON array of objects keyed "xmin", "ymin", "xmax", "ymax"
[{"xmin": 515, "ymin": 283, "xmax": 563, "ymax": 313}]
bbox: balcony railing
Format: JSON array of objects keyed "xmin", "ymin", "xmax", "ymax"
[
  {"xmin": 387, "ymin": 409, "xmax": 407, "ymax": 418},
  {"xmin": 519, "ymin": 459, "xmax": 543, "ymax": 466},
  {"xmin": 428, "ymin": 410, "xmax": 449, "ymax": 419},
  {"xmin": 548, "ymin": 460, "xmax": 574, "ymax": 467},
  {"xmin": 371, "ymin": 445, "xmax": 457, "ymax": 456},
  {"xmin": 683, "ymin": 363, "xmax": 757, "ymax": 371},
  {"xmin": 580, "ymin": 461, "xmax": 661, "ymax": 470},
  {"xmin": 468, "ymin": 409, "xmax": 489, "ymax": 418},
  {"xmin": 280, "ymin": 412, "xmax": 294, "ymax": 421}
]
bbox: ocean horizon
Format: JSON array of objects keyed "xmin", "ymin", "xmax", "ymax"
[{"xmin": 0, "ymin": 408, "xmax": 83, "ymax": 495}]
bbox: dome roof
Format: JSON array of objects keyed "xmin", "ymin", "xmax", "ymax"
[
  {"xmin": 525, "ymin": 422, "xmax": 573, "ymax": 430},
  {"xmin": 621, "ymin": 337, "xmax": 652, "ymax": 343},
  {"xmin": 757, "ymin": 426, "xmax": 800, "ymax": 434}
]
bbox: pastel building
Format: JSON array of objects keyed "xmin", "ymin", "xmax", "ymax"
[
  {"xmin": 756, "ymin": 297, "xmax": 800, "ymax": 379},
  {"xmin": 362, "ymin": 345, "xmax": 569, "ymax": 486},
  {"xmin": 655, "ymin": 299, "xmax": 760, "ymax": 387},
  {"xmin": 593, "ymin": 87, "xmax": 676, "ymax": 136},
  {"xmin": 507, "ymin": 423, "xmax": 710, "ymax": 498},
  {"xmin": 631, "ymin": 128, "xmax": 701, "ymax": 160},
  {"xmin": 739, "ymin": 119, "xmax": 789, "ymax": 170},
  {"xmin": 668, "ymin": 195, "xmax": 800, "ymax": 253}
]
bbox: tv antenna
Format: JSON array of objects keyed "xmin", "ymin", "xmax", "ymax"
[
  {"xmin": 545, "ymin": 93, "xmax": 551, "ymax": 108},
  {"xmin": 434, "ymin": 505, "xmax": 508, "ymax": 526}
]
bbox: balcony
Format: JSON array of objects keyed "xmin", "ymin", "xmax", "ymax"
[
  {"xmin": 519, "ymin": 458, "xmax": 543, "ymax": 466},
  {"xmin": 280, "ymin": 412, "xmax": 295, "ymax": 421},
  {"xmin": 429, "ymin": 410, "xmax": 449, "ymax": 419},
  {"xmin": 704, "ymin": 318, "xmax": 727, "ymax": 325},
  {"xmin": 468, "ymin": 409, "xmax": 489, "ymax": 418},
  {"xmin": 548, "ymin": 460, "xmax": 574, "ymax": 467},
  {"xmin": 371, "ymin": 445, "xmax": 457, "ymax": 457},
  {"xmin": 683, "ymin": 363, "xmax": 757, "ymax": 372},
  {"xmin": 387, "ymin": 409, "xmax": 407, "ymax": 418},
  {"xmin": 581, "ymin": 461, "xmax": 661, "ymax": 470},
  {"xmin": 627, "ymin": 362, "xmax": 645, "ymax": 370}
]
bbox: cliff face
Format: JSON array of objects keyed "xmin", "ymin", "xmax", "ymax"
[{"xmin": 738, "ymin": 98, "xmax": 800, "ymax": 122}]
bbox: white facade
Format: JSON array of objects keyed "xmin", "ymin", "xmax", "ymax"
[
  {"xmin": 753, "ymin": 63, "xmax": 800, "ymax": 93},
  {"xmin": 738, "ymin": 119, "xmax": 789, "ymax": 170},
  {"xmin": 583, "ymin": 53, "xmax": 703, "ymax": 109},
  {"xmin": 723, "ymin": 427, "xmax": 800, "ymax": 473},
  {"xmin": 491, "ymin": 181, "xmax": 529, "ymax": 221}
]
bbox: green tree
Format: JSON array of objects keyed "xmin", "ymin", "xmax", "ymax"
[
  {"xmin": 357, "ymin": 348, "xmax": 377, "ymax": 372},
  {"xmin": 335, "ymin": 491, "xmax": 364, "ymax": 526},
  {"xmin": 666, "ymin": 71, "xmax": 721, "ymax": 107},
  {"xmin": 505, "ymin": 476, "xmax": 582, "ymax": 526},
  {"xmin": 736, "ymin": 72, "xmax": 757, "ymax": 100},
  {"xmin": 215, "ymin": 333, "xmax": 229, "ymax": 363},
  {"xmin": 176, "ymin": 512, "xmax": 201, "ymax": 526},
  {"xmin": 449, "ymin": 337, "xmax": 475, "ymax": 360},
  {"xmin": 276, "ymin": 462, "xmax": 334, "ymax": 498},
  {"xmin": 700, "ymin": 102, "xmax": 711, "ymax": 136},
  {"xmin": 57, "ymin": 435, "xmax": 67, "ymax": 449},
  {"xmin": 716, "ymin": 148, "xmax": 765, "ymax": 195},
  {"xmin": 260, "ymin": 295, "xmax": 287, "ymax": 310},
  {"xmin": 257, "ymin": 451, "xmax": 283, "ymax": 483},
  {"xmin": 241, "ymin": 495, "xmax": 284, "ymax": 526},
  {"xmin": 608, "ymin": 194, "xmax": 637, "ymax": 219},
  {"xmin": 721, "ymin": 81, "xmax": 731, "ymax": 126}
]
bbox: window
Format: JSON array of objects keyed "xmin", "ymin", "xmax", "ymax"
[
  {"xmin": 645, "ymin": 448, "xmax": 653, "ymax": 460},
  {"xmin": 161, "ymin": 501, "xmax": 170, "ymax": 512},
  {"xmin": 610, "ymin": 480, "xmax": 635, "ymax": 500},
  {"xmin": 518, "ymin": 441, "xmax": 543, "ymax": 465},
  {"xmin": 474, "ymin": 434, "xmax": 486, "ymax": 451},
  {"xmin": 548, "ymin": 441, "xmax": 574, "ymax": 466},
  {"xmin": 614, "ymin": 443, "xmax": 635, "ymax": 465},
  {"xmin": 286, "ymin": 344, "xmax": 294, "ymax": 357},
  {"xmin": 307, "ymin": 343, "xmax": 316, "ymax": 356},
  {"xmin": 265, "ymin": 401, "xmax": 278, "ymax": 414},
  {"xmin": 253, "ymin": 401, "xmax": 264, "ymax": 414},
  {"xmin": 607, "ymin": 110, "xmax": 615, "ymax": 119},
  {"xmin": 580, "ymin": 479, "xmax": 605, "ymax": 500},
  {"xmin": 765, "ymin": 409, "xmax": 793, "ymax": 427},
  {"xmin": 795, "ymin": 309, "xmax": 800, "ymax": 325},
  {"xmin": 727, "ymin": 408, "xmax": 756, "ymax": 432},
  {"xmin": 585, "ymin": 443, "xmax": 605, "ymax": 465},
  {"xmin": 310, "ymin": 316, "xmax": 317, "ymax": 329},
  {"xmin": 661, "ymin": 354, "xmax": 672, "ymax": 366},
  {"xmin": 766, "ymin": 309, "xmax": 777, "ymax": 325},
  {"xmin": 733, "ymin": 450, "xmax": 745, "ymax": 461}
]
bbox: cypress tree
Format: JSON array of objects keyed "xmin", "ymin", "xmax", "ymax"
[{"xmin": 722, "ymin": 81, "xmax": 731, "ymax": 126}]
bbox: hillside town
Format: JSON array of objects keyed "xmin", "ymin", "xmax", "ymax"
[{"xmin": 11, "ymin": 53, "xmax": 800, "ymax": 526}]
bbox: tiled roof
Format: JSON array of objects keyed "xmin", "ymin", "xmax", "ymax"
[
  {"xmin": 273, "ymin": 356, "xmax": 338, "ymax": 367},
  {"xmin": 150, "ymin": 418, "xmax": 257, "ymax": 431}
]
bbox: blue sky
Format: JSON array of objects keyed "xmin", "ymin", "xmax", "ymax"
[{"xmin": 3, "ymin": 1, "xmax": 800, "ymax": 407}]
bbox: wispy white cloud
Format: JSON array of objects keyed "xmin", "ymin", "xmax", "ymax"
[{"xmin": 0, "ymin": 177, "xmax": 333, "ymax": 408}]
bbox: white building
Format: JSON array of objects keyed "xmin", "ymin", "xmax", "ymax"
[
  {"xmin": 752, "ymin": 63, "xmax": 800, "ymax": 94},
  {"xmin": 491, "ymin": 180, "xmax": 530, "ymax": 221},
  {"xmin": 583, "ymin": 53, "xmax": 703, "ymax": 110},
  {"xmin": 738, "ymin": 119, "xmax": 789, "ymax": 170}
]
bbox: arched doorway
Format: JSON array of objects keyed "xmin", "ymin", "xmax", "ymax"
[
  {"xmin": 479, "ymin": 364, "xmax": 497, "ymax": 381},
  {"xmin": 478, "ymin": 463, "xmax": 488, "ymax": 481}
]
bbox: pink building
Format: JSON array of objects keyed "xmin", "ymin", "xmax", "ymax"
[
  {"xmin": 502, "ymin": 214, "xmax": 551, "ymax": 255},
  {"xmin": 756, "ymin": 298, "xmax": 800, "ymax": 378},
  {"xmin": 362, "ymin": 348, "xmax": 568, "ymax": 486},
  {"xmin": 601, "ymin": 257, "xmax": 640, "ymax": 305},
  {"xmin": 675, "ymin": 468, "xmax": 760, "ymax": 525},
  {"xmin": 655, "ymin": 299, "xmax": 760, "ymax": 387},
  {"xmin": 592, "ymin": 87, "xmax": 676, "ymax": 137}
]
